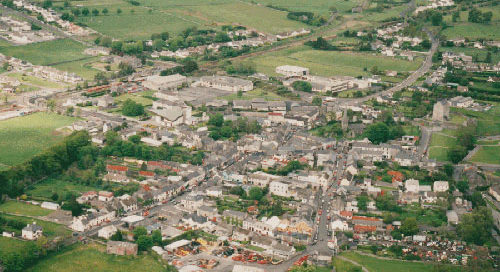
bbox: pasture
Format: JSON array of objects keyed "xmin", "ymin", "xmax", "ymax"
[
  {"xmin": 26, "ymin": 243, "xmax": 165, "ymax": 272},
  {"xmin": 470, "ymin": 146, "xmax": 500, "ymax": 165},
  {"xmin": 249, "ymin": 0, "xmax": 361, "ymax": 15},
  {"xmin": 0, "ymin": 112, "xmax": 77, "ymax": 167},
  {"xmin": 442, "ymin": 6, "xmax": 500, "ymax": 40},
  {"xmin": 249, "ymin": 46, "xmax": 422, "ymax": 77},
  {"xmin": 26, "ymin": 178, "xmax": 99, "ymax": 202},
  {"xmin": 1, "ymin": 214, "xmax": 71, "ymax": 238},
  {"xmin": 340, "ymin": 251, "xmax": 438, "ymax": 272}
]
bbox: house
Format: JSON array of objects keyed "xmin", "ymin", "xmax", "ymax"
[
  {"xmin": 199, "ymin": 76, "xmax": 253, "ymax": 92},
  {"xmin": 232, "ymin": 227, "xmax": 251, "ymax": 241},
  {"xmin": 447, "ymin": 210, "xmax": 459, "ymax": 225},
  {"xmin": 77, "ymin": 191, "xmax": 98, "ymax": 204},
  {"xmin": 405, "ymin": 179, "xmax": 420, "ymax": 193},
  {"xmin": 269, "ymin": 181, "xmax": 292, "ymax": 197},
  {"xmin": 206, "ymin": 186, "xmax": 223, "ymax": 198},
  {"xmin": 70, "ymin": 211, "xmax": 116, "ymax": 232},
  {"xmin": 276, "ymin": 65, "xmax": 309, "ymax": 77},
  {"xmin": 98, "ymin": 225, "xmax": 117, "ymax": 239},
  {"xmin": 433, "ymin": 181, "xmax": 449, "ymax": 192},
  {"xmin": 22, "ymin": 222, "xmax": 43, "ymax": 240},
  {"xmin": 331, "ymin": 219, "xmax": 349, "ymax": 231},
  {"xmin": 489, "ymin": 184, "xmax": 500, "ymax": 201},
  {"xmin": 106, "ymin": 241, "xmax": 138, "ymax": 256},
  {"xmin": 143, "ymin": 74, "xmax": 187, "ymax": 91},
  {"xmin": 99, "ymin": 191, "xmax": 114, "ymax": 202},
  {"xmin": 41, "ymin": 201, "xmax": 60, "ymax": 210}
]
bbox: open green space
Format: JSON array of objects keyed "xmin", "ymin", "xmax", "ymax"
[
  {"xmin": 26, "ymin": 243, "xmax": 165, "ymax": 272},
  {"xmin": 451, "ymin": 104, "xmax": 500, "ymax": 137},
  {"xmin": 469, "ymin": 146, "xmax": 500, "ymax": 165},
  {"xmin": 53, "ymin": 57, "xmax": 102, "ymax": 81},
  {"xmin": 340, "ymin": 251, "xmax": 436, "ymax": 272},
  {"xmin": 0, "ymin": 39, "xmax": 89, "ymax": 66},
  {"xmin": 114, "ymin": 93, "xmax": 155, "ymax": 106},
  {"xmin": 332, "ymin": 256, "xmax": 362, "ymax": 272},
  {"xmin": 428, "ymin": 146, "xmax": 449, "ymax": 162},
  {"xmin": 26, "ymin": 178, "xmax": 99, "ymax": 202},
  {"xmin": 249, "ymin": 46, "xmax": 422, "ymax": 77},
  {"xmin": 0, "ymin": 201, "xmax": 53, "ymax": 217},
  {"xmin": 249, "ymin": 0, "xmax": 361, "ymax": 15},
  {"xmin": 8, "ymin": 73, "xmax": 66, "ymax": 89},
  {"xmin": 0, "ymin": 236, "xmax": 35, "ymax": 256},
  {"xmin": 0, "ymin": 112, "xmax": 78, "ymax": 167},
  {"xmin": 442, "ymin": 6, "xmax": 500, "ymax": 40},
  {"xmin": 428, "ymin": 132, "xmax": 457, "ymax": 162}
]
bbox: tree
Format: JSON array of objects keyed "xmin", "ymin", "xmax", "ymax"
[
  {"xmin": 122, "ymin": 99, "xmax": 144, "ymax": 116},
  {"xmin": 133, "ymin": 226, "xmax": 147, "ymax": 239},
  {"xmin": 400, "ymin": 217, "xmax": 419, "ymax": 236},
  {"xmin": 92, "ymin": 9, "xmax": 99, "ymax": 16},
  {"xmin": 229, "ymin": 186, "xmax": 245, "ymax": 197},
  {"xmin": 102, "ymin": 8, "xmax": 108, "ymax": 15},
  {"xmin": 364, "ymin": 122, "xmax": 390, "ymax": 144},
  {"xmin": 152, "ymin": 39, "xmax": 165, "ymax": 51},
  {"xmin": 431, "ymin": 11, "xmax": 443, "ymax": 26},
  {"xmin": 312, "ymin": 96, "xmax": 322, "ymax": 106},
  {"xmin": 208, "ymin": 113, "xmax": 224, "ymax": 127},
  {"xmin": 485, "ymin": 52, "xmax": 492, "ymax": 63},
  {"xmin": 42, "ymin": 0, "xmax": 52, "ymax": 9},
  {"xmin": 457, "ymin": 207, "xmax": 493, "ymax": 245},
  {"xmin": 448, "ymin": 146, "xmax": 467, "ymax": 164},
  {"xmin": 82, "ymin": 8, "xmax": 90, "ymax": 16},
  {"xmin": 248, "ymin": 187, "xmax": 264, "ymax": 201},
  {"xmin": 356, "ymin": 195, "xmax": 369, "ymax": 211},
  {"xmin": 152, "ymin": 229, "xmax": 162, "ymax": 245},
  {"xmin": 117, "ymin": 8, "xmax": 122, "ymax": 14},
  {"xmin": 292, "ymin": 81, "xmax": 312, "ymax": 93},
  {"xmin": 110, "ymin": 230, "xmax": 123, "ymax": 241},
  {"xmin": 137, "ymin": 235, "xmax": 153, "ymax": 251}
]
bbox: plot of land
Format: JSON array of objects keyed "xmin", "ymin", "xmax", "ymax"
[
  {"xmin": 26, "ymin": 243, "xmax": 165, "ymax": 272},
  {"xmin": 428, "ymin": 133, "xmax": 457, "ymax": 162},
  {"xmin": 0, "ymin": 201, "xmax": 53, "ymax": 217},
  {"xmin": 469, "ymin": 146, "xmax": 500, "ymax": 165},
  {"xmin": 0, "ymin": 112, "xmax": 78, "ymax": 167},
  {"xmin": 340, "ymin": 251, "xmax": 436, "ymax": 272},
  {"xmin": 8, "ymin": 73, "xmax": 66, "ymax": 89},
  {"xmin": 442, "ymin": 6, "xmax": 500, "ymax": 40},
  {"xmin": 0, "ymin": 236, "xmax": 36, "ymax": 259},
  {"xmin": 249, "ymin": 46, "xmax": 422, "ymax": 77},
  {"xmin": 452, "ymin": 104, "xmax": 500, "ymax": 137},
  {"xmin": 0, "ymin": 214, "xmax": 71, "ymax": 238},
  {"xmin": 220, "ymin": 88, "xmax": 285, "ymax": 101},
  {"xmin": 250, "ymin": 0, "xmax": 361, "ymax": 15}
]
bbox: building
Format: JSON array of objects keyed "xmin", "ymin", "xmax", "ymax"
[
  {"xmin": 405, "ymin": 179, "xmax": 420, "ymax": 193},
  {"xmin": 142, "ymin": 74, "xmax": 187, "ymax": 91},
  {"xmin": 433, "ymin": 181, "xmax": 449, "ymax": 192},
  {"xmin": 199, "ymin": 76, "xmax": 253, "ymax": 92},
  {"xmin": 276, "ymin": 65, "xmax": 309, "ymax": 77},
  {"xmin": 106, "ymin": 241, "xmax": 138, "ymax": 256},
  {"xmin": 99, "ymin": 191, "xmax": 114, "ymax": 202},
  {"xmin": 432, "ymin": 100, "xmax": 449, "ymax": 122},
  {"xmin": 98, "ymin": 225, "xmax": 117, "ymax": 239},
  {"xmin": 269, "ymin": 181, "xmax": 292, "ymax": 197},
  {"xmin": 22, "ymin": 222, "xmax": 43, "ymax": 240},
  {"xmin": 41, "ymin": 201, "xmax": 60, "ymax": 210}
]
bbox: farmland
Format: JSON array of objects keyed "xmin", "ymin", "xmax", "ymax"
[
  {"xmin": 26, "ymin": 178, "xmax": 99, "ymax": 202},
  {"xmin": 249, "ymin": 0, "xmax": 362, "ymax": 15},
  {"xmin": 442, "ymin": 6, "xmax": 500, "ymax": 40},
  {"xmin": 26, "ymin": 243, "xmax": 165, "ymax": 272},
  {"xmin": 249, "ymin": 46, "xmax": 422, "ymax": 77},
  {"xmin": 340, "ymin": 252, "xmax": 438, "ymax": 272},
  {"xmin": 469, "ymin": 145, "xmax": 500, "ymax": 165},
  {"xmin": 0, "ymin": 112, "xmax": 78, "ymax": 167},
  {"xmin": 0, "ymin": 214, "xmax": 71, "ymax": 238}
]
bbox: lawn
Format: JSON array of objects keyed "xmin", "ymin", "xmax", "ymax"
[
  {"xmin": 220, "ymin": 88, "xmax": 285, "ymax": 101},
  {"xmin": 114, "ymin": 93, "xmax": 155, "ymax": 106},
  {"xmin": 27, "ymin": 178, "xmax": 99, "ymax": 201},
  {"xmin": 0, "ymin": 201, "xmax": 53, "ymax": 217},
  {"xmin": 0, "ymin": 112, "xmax": 78, "ymax": 167},
  {"xmin": 26, "ymin": 243, "xmax": 165, "ymax": 272},
  {"xmin": 428, "ymin": 132, "xmax": 456, "ymax": 162},
  {"xmin": 442, "ymin": 6, "xmax": 500, "ymax": 40},
  {"xmin": 0, "ymin": 237, "xmax": 36, "ymax": 258},
  {"xmin": 249, "ymin": 46, "xmax": 422, "ymax": 77},
  {"xmin": 341, "ymin": 251, "xmax": 436, "ymax": 272},
  {"xmin": 0, "ymin": 214, "xmax": 71, "ymax": 238},
  {"xmin": 333, "ymin": 256, "xmax": 362, "ymax": 272},
  {"xmin": 451, "ymin": 104, "xmax": 500, "ymax": 136},
  {"xmin": 428, "ymin": 146, "xmax": 449, "ymax": 162},
  {"xmin": 249, "ymin": 0, "xmax": 362, "ymax": 15},
  {"xmin": 469, "ymin": 146, "xmax": 500, "ymax": 165},
  {"xmin": 8, "ymin": 73, "xmax": 66, "ymax": 89},
  {"xmin": 0, "ymin": 39, "xmax": 89, "ymax": 66},
  {"xmin": 429, "ymin": 133, "xmax": 456, "ymax": 148}
]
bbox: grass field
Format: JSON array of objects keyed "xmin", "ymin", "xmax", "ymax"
[
  {"xmin": 442, "ymin": 6, "xmax": 500, "ymax": 40},
  {"xmin": 220, "ymin": 88, "xmax": 285, "ymax": 101},
  {"xmin": 0, "ymin": 237, "xmax": 36, "ymax": 261},
  {"xmin": 0, "ymin": 112, "xmax": 78, "ymax": 167},
  {"xmin": 340, "ymin": 251, "xmax": 436, "ymax": 272},
  {"xmin": 469, "ymin": 146, "xmax": 500, "ymax": 165},
  {"xmin": 114, "ymin": 92, "xmax": 155, "ymax": 106},
  {"xmin": 428, "ymin": 133, "xmax": 457, "ymax": 162},
  {"xmin": 249, "ymin": 0, "xmax": 361, "ymax": 15},
  {"xmin": 0, "ymin": 214, "xmax": 70, "ymax": 238},
  {"xmin": 333, "ymin": 256, "xmax": 362, "ymax": 272},
  {"xmin": 452, "ymin": 104, "xmax": 500, "ymax": 136},
  {"xmin": 27, "ymin": 178, "xmax": 99, "ymax": 201},
  {"xmin": 53, "ymin": 57, "xmax": 101, "ymax": 81},
  {"xmin": 249, "ymin": 46, "xmax": 422, "ymax": 77},
  {"xmin": 26, "ymin": 243, "xmax": 165, "ymax": 272},
  {"xmin": 0, "ymin": 201, "xmax": 53, "ymax": 217},
  {"xmin": 8, "ymin": 73, "xmax": 66, "ymax": 89}
]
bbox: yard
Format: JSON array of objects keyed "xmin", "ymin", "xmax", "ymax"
[
  {"xmin": 8, "ymin": 73, "xmax": 66, "ymax": 89},
  {"xmin": 0, "ymin": 236, "xmax": 36, "ymax": 259},
  {"xmin": 0, "ymin": 112, "xmax": 78, "ymax": 167},
  {"xmin": 0, "ymin": 214, "xmax": 71, "ymax": 238},
  {"xmin": 0, "ymin": 201, "xmax": 53, "ymax": 217},
  {"xmin": 249, "ymin": 46, "xmax": 422, "ymax": 77},
  {"xmin": 428, "ymin": 132, "xmax": 457, "ymax": 162},
  {"xmin": 26, "ymin": 243, "xmax": 165, "ymax": 272},
  {"xmin": 220, "ymin": 88, "xmax": 285, "ymax": 101}
]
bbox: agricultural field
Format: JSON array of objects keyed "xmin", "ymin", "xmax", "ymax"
[
  {"xmin": 7, "ymin": 73, "xmax": 66, "ymax": 89},
  {"xmin": 0, "ymin": 112, "xmax": 78, "ymax": 167},
  {"xmin": 1, "ymin": 214, "xmax": 71, "ymax": 238},
  {"xmin": 442, "ymin": 6, "xmax": 500, "ymax": 40},
  {"xmin": 26, "ymin": 243, "xmax": 165, "ymax": 272},
  {"xmin": 0, "ymin": 201, "xmax": 53, "ymax": 217},
  {"xmin": 249, "ymin": 0, "xmax": 362, "ymax": 15},
  {"xmin": 428, "ymin": 132, "xmax": 457, "ymax": 162},
  {"xmin": 452, "ymin": 103, "xmax": 500, "ymax": 137},
  {"xmin": 340, "ymin": 251, "xmax": 438, "ymax": 272},
  {"xmin": 249, "ymin": 46, "xmax": 422, "ymax": 77},
  {"xmin": 26, "ymin": 178, "xmax": 99, "ymax": 202}
]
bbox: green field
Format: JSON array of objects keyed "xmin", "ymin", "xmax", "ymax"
[
  {"xmin": 27, "ymin": 243, "xmax": 165, "ymax": 272},
  {"xmin": 27, "ymin": 178, "xmax": 99, "ymax": 201},
  {"xmin": 470, "ymin": 146, "xmax": 500, "ymax": 165},
  {"xmin": 0, "ymin": 201, "xmax": 53, "ymax": 217},
  {"xmin": 8, "ymin": 73, "xmax": 66, "ymax": 89},
  {"xmin": 442, "ymin": 6, "xmax": 500, "ymax": 40},
  {"xmin": 114, "ymin": 92, "xmax": 155, "ymax": 106},
  {"xmin": 53, "ymin": 57, "xmax": 102, "ymax": 81},
  {"xmin": 0, "ymin": 236, "xmax": 36, "ymax": 259},
  {"xmin": 428, "ymin": 133, "xmax": 457, "ymax": 162},
  {"xmin": 250, "ymin": 0, "xmax": 361, "ymax": 15},
  {"xmin": 0, "ymin": 112, "xmax": 78, "ymax": 167},
  {"xmin": 221, "ymin": 88, "xmax": 285, "ymax": 101},
  {"xmin": 0, "ymin": 39, "xmax": 89, "ymax": 66},
  {"xmin": 333, "ymin": 256, "xmax": 362, "ymax": 272},
  {"xmin": 340, "ymin": 252, "xmax": 437, "ymax": 272},
  {"xmin": 249, "ymin": 46, "xmax": 422, "ymax": 77},
  {"xmin": 452, "ymin": 104, "xmax": 500, "ymax": 136}
]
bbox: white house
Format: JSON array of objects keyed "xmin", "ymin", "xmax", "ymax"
[
  {"xmin": 199, "ymin": 76, "xmax": 253, "ymax": 92},
  {"xmin": 206, "ymin": 186, "xmax": 223, "ymax": 198},
  {"xmin": 22, "ymin": 223, "xmax": 43, "ymax": 240},
  {"xmin": 98, "ymin": 225, "xmax": 117, "ymax": 239},
  {"xmin": 433, "ymin": 181, "xmax": 449, "ymax": 192},
  {"xmin": 143, "ymin": 74, "xmax": 187, "ymax": 91},
  {"xmin": 269, "ymin": 181, "xmax": 292, "ymax": 197},
  {"xmin": 330, "ymin": 219, "xmax": 349, "ymax": 231},
  {"xmin": 41, "ymin": 201, "xmax": 60, "ymax": 210},
  {"xmin": 405, "ymin": 179, "xmax": 420, "ymax": 193},
  {"xmin": 276, "ymin": 65, "xmax": 309, "ymax": 77}
]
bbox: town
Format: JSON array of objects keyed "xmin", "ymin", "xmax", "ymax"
[{"xmin": 0, "ymin": 0, "xmax": 499, "ymax": 272}]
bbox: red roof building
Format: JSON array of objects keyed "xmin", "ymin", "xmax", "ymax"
[
  {"xmin": 107, "ymin": 164, "xmax": 128, "ymax": 172},
  {"xmin": 354, "ymin": 225, "xmax": 377, "ymax": 233},
  {"xmin": 139, "ymin": 171, "xmax": 155, "ymax": 177}
]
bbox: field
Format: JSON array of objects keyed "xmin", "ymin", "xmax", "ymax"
[
  {"xmin": 8, "ymin": 73, "xmax": 66, "ymax": 89},
  {"xmin": 0, "ymin": 112, "xmax": 78, "ymax": 167},
  {"xmin": 27, "ymin": 178, "xmax": 99, "ymax": 201},
  {"xmin": 442, "ymin": 6, "xmax": 500, "ymax": 40},
  {"xmin": 249, "ymin": 46, "xmax": 422, "ymax": 77},
  {"xmin": 469, "ymin": 145, "xmax": 500, "ymax": 165},
  {"xmin": 220, "ymin": 88, "xmax": 285, "ymax": 101},
  {"xmin": 428, "ymin": 132, "xmax": 457, "ymax": 162},
  {"xmin": 452, "ymin": 104, "xmax": 500, "ymax": 137},
  {"xmin": 332, "ymin": 256, "xmax": 362, "ymax": 272},
  {"xmin": 340, "ymin": 252, "xmax": 437, "ymax": 272},
  {"xmin": 26, "ymin": 243, "xmax": 165, "ymax": 272},
  {"xmin": 250, "ymin": 0, "xmax": 362, "ymax": 15},
  {"xmin": 53, "ymin": 57, "xmax": 102, "ymax": 81},
  {"xmin": 0, "ymin": 201, "xmax": 53, "ymax": 217},
  {"xmin": 114, "ymin": 92, "xmax": 155, "ymax": 106}
]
